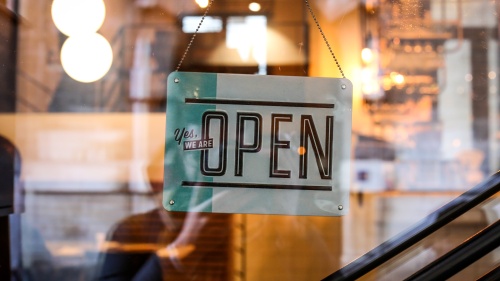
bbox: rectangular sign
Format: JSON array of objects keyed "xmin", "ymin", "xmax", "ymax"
[{"xmin": 164, "ymin": 72, "xmax": 352, "ymax": 216}]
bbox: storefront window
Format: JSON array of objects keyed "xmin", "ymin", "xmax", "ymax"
[{"xmin": 0, "ymin": 0, "xmax": 498, "ymax": 280}]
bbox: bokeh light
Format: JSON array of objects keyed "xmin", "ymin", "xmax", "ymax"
[
  {"xmin": 195, "ymin": 0, "xmax": 209, "ymax": 8},
  {"xmin": 51, "ymin": 0, "xmax": 106, "ymax": 36},
  {"xmin": 394, "ymin": 74, "xmax": 405, "ymax": 85},
  {"xmin": 249, "ymin": 2, "xmax": 262, "ymax": 12},
  {"xmin": 361, "ymin": 48, "xmax": 373, "ymax": 64},
  {"xmin": 60, "ymin": 33, "xmax": 113, "ymax": 83}
]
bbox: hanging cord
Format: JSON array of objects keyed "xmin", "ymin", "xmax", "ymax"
[
  {"xmin": 304, "ymin": 0, "xmax": 345, "ymax": 78},
  {"xmin": 176, "ymin": 0, "xmax": 215, "ymax": 71}
]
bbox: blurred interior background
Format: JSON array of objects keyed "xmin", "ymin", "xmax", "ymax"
[{"xmin": 0, "ymin": 0, "xmax": 499, "ymax": 280}]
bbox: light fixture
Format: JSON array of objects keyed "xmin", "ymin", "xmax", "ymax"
[
  {"xmin": 60, "ymin": 33, "xmax": 113, "ymax": 83},
  {"xmin": 52, "ymin": 0, "xmax": 112, "ymax": 83},
  {"xmin": 393, "ymin": 73, "xmax": 405, "ymax": 85},
  {"xmin": 361, "ymin": 48, "xmax": 373, "ymax": 64},
  {"xmin": 388, "ymin": 72, "xmax": 405, "ymax": 86},
  {"xmin": 195, "ymin": 0, "xmax": 209, "ymax": 8},
  {"xmin": 360, "ymin": 67, "xmax": 383, "ymax": 100},
  {"xmin": 488, "ymin": 71, "xmax": 496, "ymax": 80},
  {"xmin": 51, "ymin": 0, "xmax": 106, "ymax": 36},
  {"xmin": 249, "ymin": 2, "xmax": 261, "ymax": 12}
]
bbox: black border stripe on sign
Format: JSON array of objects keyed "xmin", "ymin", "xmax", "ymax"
[
  {"xmin": 185, "ymin": 98, "xmax": 335, "ymax": 109},
  {"xmin": 181, "ymin": 181, "xmax": 332, "ymax": 191}
]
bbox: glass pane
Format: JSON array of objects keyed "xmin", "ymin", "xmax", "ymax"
[
  {"xmin": 356, "ymin": 195, "xmax": 500, "ymax": 280},
  {"xmin": 0, "ymin": 0, "xmax": 498, "ymax": 280}
]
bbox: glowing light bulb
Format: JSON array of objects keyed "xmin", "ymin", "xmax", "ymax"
[
  {"xmin": 195, "ymin": 0, "xmax": 209, "ymax": 8},
  {"xmin": 361, "ymin": 48, "xmax": 373, "ymax": 64},
  {"xmin": 393, "ymin": 74, "xmax": 405, "ymax": 85},
  {"xmin": 60, "ymin": 33, "xmax": 113, "ymax": 83},
  {"xmin": 249, "ymin": 2, "xmax": 261, "ymax": 12},
  {"xmin": 488, "ymin": 71, "xmax": 496, "ymax": 79},
  {"xmin": 51, "ymin": 0, "xmax": 106, "ymax": 36}
]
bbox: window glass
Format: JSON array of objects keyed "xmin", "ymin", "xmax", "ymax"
[
  {"xmin": 0, "ymin": 0, "xmax": 498, "ymax": 280},
  {"xmin": 182, "ymin": 16, "xmax": 223, "ymax": 33}
]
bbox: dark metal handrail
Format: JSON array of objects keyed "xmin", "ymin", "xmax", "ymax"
[
  {"xmin": 322, "ymin": 171, "xmax": 500, "ymax": 281},
  {"xmin": 406, "ymin": 219, "xmax": 500, "ymax": 280}
]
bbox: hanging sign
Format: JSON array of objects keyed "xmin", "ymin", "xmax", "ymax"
[{"xmin": 164, "ymin": 72, "xmax": 352, "ymax": 216}]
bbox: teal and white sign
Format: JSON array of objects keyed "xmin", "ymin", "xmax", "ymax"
[{"xmin": 164, "ymin": 72, "xmax": 352, "ymax": 216}]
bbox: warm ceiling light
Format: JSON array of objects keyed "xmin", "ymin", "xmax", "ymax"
[
  {"xmin": 60, "ymin": 33, "xmax": 113, "ymax": 83},
  {"xmin": 249, "ymin": 2, "xmax": 261, "ymax": 12},
  {"xmin": 51, "ymin": 0, "xmax": 106, "ymax": 36},
  {"xmin": 196, "ymin": 0, "xmax": 209, "ymax": 8}
]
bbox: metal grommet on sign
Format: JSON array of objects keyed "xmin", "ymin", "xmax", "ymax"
[
  {"xmin": 169, "ymin": 200, "xmax": 175, "ymax": 205},
  {"xmin": 338, "ymin": 205, "xmax": 343, "ymax": 210},
  {"xmin": 174, "ymin": 78, "xmax": 180, "ymax": 83},
  {"xmin": 341, "ymin": 84, "xmax": 346, "ymax": 90}
]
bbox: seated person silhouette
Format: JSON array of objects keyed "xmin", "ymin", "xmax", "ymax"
[{"xmin": 97, "ymin": 181, "xmax": 232, "ymax": 281}]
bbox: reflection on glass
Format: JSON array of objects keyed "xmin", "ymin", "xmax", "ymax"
[
  {"xmin": 182, "ymin": 16, "xmax": 223, "ymax": 33},
  {"xmin": 226, "ymin": 16, "xmax": 267, "ymax": 74},
  {"xmin": 97, "ymin": 191, "xmax": 232, "ymax": 280},
  {"xmin": 1, "ymin": 0, "xmax": 499, "ymax": 280},
  {"xmin": 357, "ymin": 197, "xmax": 500, "ymax": 281}
]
